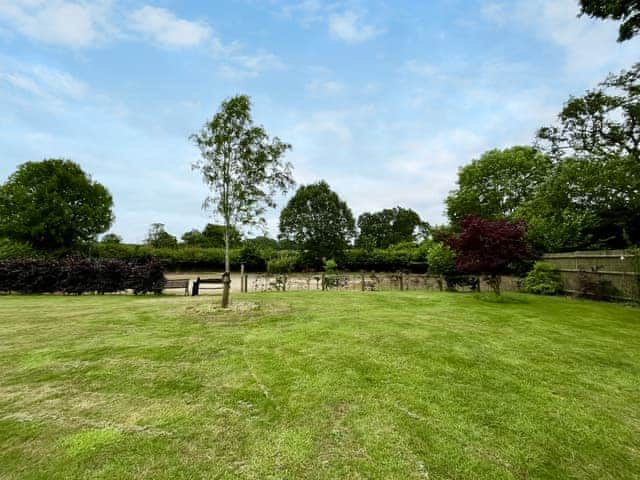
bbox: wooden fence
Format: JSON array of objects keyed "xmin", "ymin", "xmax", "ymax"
[{"xmin": 543, "ymin": 250, "xmax": 639, "ymax": 301}]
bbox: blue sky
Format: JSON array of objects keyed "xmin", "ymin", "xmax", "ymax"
[{"xmin": 0, "ymin": 0, "xmax": 638, "ymax": 242}]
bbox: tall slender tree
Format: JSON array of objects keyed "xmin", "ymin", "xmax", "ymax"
[{"xmin": 191, "ymin": 95, "xmax": 294, "ymax": 306}]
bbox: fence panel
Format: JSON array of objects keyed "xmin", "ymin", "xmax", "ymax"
[{"xmin": 543, "ymin": 250, "xmax": 639, "ymax": 301}]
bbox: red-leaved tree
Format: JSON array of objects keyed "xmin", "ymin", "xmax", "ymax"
[{"xmin": 445, "ymin": 216, "xmax": 532, "ymax": 294}]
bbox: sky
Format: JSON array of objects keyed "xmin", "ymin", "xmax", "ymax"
[{"xmin": 0, "ymin": 0, "xmax": 638, "ymax": 243}]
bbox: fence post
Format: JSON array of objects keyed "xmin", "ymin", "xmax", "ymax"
[
  {"xmin": 400, "ymin": 272, "xmax": 404, "ymax": 291},
  {"xmin": 192, "ymin": 277, "xmax": 200, "ymax": 296},
  {"xmin": 240, "ymin": 264, "xmax": 245, "ymax": 293},
  {"xmin": 321, "ymin": 273, "xmax": 326, "ymax": 291},
  {"xmin": 244, "ymin": 274, "xmax": 248, "ymax": 293},
  {"xmin": 221, "ymin": 272, "xmax": 230, "ymax": 308},
  {"xmin": 361, "ymin": 271, "xmax": 365, "ymax": 291}
]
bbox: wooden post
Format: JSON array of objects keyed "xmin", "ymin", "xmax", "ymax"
[
  {"xmin": 361, "ymin": 271, "xmax": 365, "ymax": 291},
  {"xmin": 244, "ymin": 274, "xmax": 248, "ymax": 293},
  {"xmin": 192, "ymin": 277, "xmax": 200, "ymax": 296},
  {"xmin": 400, "ymin": 272, "xmax": 404, "ymax": 291},
  {"xmin": 240, "ymin": 264, "xmax": 245, "ymax": 293},
  {"xmin": 321, "ymin": 273, "xmax": 326, "ymax": 291},
  {"xmin": 221, "ymin": 272, "xmax": 230, "ymax": 308}
]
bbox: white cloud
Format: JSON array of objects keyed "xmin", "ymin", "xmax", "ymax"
[
  {"xmin": 482, "ymin": 0, "xmax": 639, "ymax": 74},
  {"xmin": 328, "ymin": 11, "xmax": 383, "ymax": 44},
  {"xmin": 306, "ymin": 79, "xmax": 346, "ymax": 96},
  {"xmin": 217, "ymin": 50, "xmax": 286, "ymax": 79},
  {"xmin": 128, "ymin": 5, "xmax": 211, "ymax": 48},
  {"xmin": 0, "ymin": 64, "xmax": 88, "ymax": 101},
  {"xmin": 0, "ymin": 0, "xmax": 113, "ymax": 48}
]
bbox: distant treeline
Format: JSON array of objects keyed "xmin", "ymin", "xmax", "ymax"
[{"xmin": 86, "ymin": 241, "xmax": 432, "ymax": 273}]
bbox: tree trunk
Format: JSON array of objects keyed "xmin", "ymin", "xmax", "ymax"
[
  {"xmin": 222, "ymin": 222, "xmax": 231, "ymax": 308},
  {"xmin": 487, "ymin": 275, "xmax": 501, "ymax": 295}
]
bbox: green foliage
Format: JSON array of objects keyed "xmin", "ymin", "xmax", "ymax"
[
  {"xmin": 191, "ymin": 94, "xmax": 294, "ymax": 272},
  {"xmin": 237, "ymin": 243, "xmax": 267, "ymax": 272},
  {"xmin": 279, "ymin": 181, "xmax": 356, "ymax": 266},
  {"xmin": 513, "ymin": 63, "xmax": 640, "ymax": 252},
  {"xmin": 343, "ymin": 244, "xmax": 429, "ymax": 273},
  {"xmin": 356, "ymin": 207, "xmax": 428, "ymax": 249},
  {"xmin": 181, "ymin": 224, "xmax": 242, "ymax": 248},
  {"xmin": 523, "ymin": 262, "xmax": 562, "ymax": 295},
  {"xmin": 323, "ymin": 259, "xmax": 338, "ymax": 274},
  {"xmin": 427, "ymin": 243, "xmax": 457, "ymax": 277},
  {"xmin": 266, "ymin": 253, "xmax": 298, "ymax": 275},
  {"xmin": 0, "ymin": 159, "xmax": 114, "ymax": 250},
  {"xmin": 579, "ymin": 0, "xmax": 640, "ymax": 41},
  {"xmin": 0, "ymin": 238, "xmax": 38, "ymax": 260},
  {"xmin": 145, "ymin": 223, "xmax": 178, "ymax": 249},
  {"xmin": 100, "ymin": 233, "xmax": 122, "ymax": 244},
  {"xmin": 90, "ymin": 242, "xmax": 236, "ymax": 271},
  {"xmin": 446, "ymin": 146, "xmax": 552, "ymax": 226}
]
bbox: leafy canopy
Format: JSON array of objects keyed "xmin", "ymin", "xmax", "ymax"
[
  {"xmin": 181, "ymin": 224, "xmax": 242, "ymax": 248},
  {"xmin": 279, "ymin": 181, "xmax": 356, "ymax": 265},
  {"xmin": 356, "ymin": 207, "xmax": 428, "ymax": 249},
  {"xmin": 145, "ymin": 223, "xmax": 178, "ymax": 249},
  {"xmin": 527, "ymin": 63, "xmax": 640, "ymax": 250},
  {"xmin": 0, "ymin": 159, "xmax": 113, "ymax": 250},
  {"xmin": 579, "ymin": 0, "xmax": 640, "ymax": 41},
  {"xmin": 446, "ymin": 146, "xmax": 552, "ymax": 226}
]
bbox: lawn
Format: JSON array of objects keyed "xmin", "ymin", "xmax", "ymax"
[{"xmin": 0, "ymin": 292, "xmax": 638, "ymax": 479}]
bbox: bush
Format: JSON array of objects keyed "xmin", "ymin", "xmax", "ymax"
[
  {"xmin": 523, "ymin": 261, "xmax": 562, "ymax": 295},
  {"xmin": 427, "ymin": 243, "xmax": 456, "ymax": 277},
  {"xmin": 342, "ymin": 245, "xmax": 429, "ymax": 273},
  {"xmin": 0, "ymin": 238, "xmax": 39, "ymax": 260},
  {"xmin": 267, "ymin": 253, "xmax": 299, "ymax": 275},
  {"xmin": 0, "ymin": 257, "xmax": 165, "ymax": 294}
]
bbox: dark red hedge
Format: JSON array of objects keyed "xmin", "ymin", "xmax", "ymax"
[{"xmin": 0, "ymin": 257, "xmax": 165, "ymax": 294}]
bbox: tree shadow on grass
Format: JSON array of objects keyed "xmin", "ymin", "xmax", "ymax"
[{"xmin": 473, "ymin": 293, "xmax": 530, "ymax": 305}]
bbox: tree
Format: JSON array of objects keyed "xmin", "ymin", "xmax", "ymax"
[
  {"xmin": 516, "ymin": 156, "xmax": 640, "ymax": 251},
  {"xmin": 191, "ymin": 95, "xmax": 294, "ymax": 307},
  {"xmin": 446, "ymin": 147, "xmax": 552, "ymax": 226},
  {"xmin": 532, "ymin": 64, "xmax": 640, "ymax": 249},
  {"xmin": 579, "ymin": 0, "xmax": 640, "ymax": 42},
  {"xmin": 181, "ymin": 224, "xmax": 242, "ymax": 248},
  {"xmin": 279, "ymin": 181, "xmax": 356, "ymax": 266},
  {"xmin": 537, "ymin": 63, "xmax": 639, "ymax": 163},
  {"xmin": 100, "ymin": 233, "xmax": 122, "ymax": 244},
  {"xmin": 145, "ymin": 223, "xmax": 178, "ymax": 249},
  {"xmin": 444, "ymin": 216, "xmax": 532, "ymax": 295},
  {"xmin": 0, "ymin": 159, "xmax": 113, "ymax": 250},
  {"xmin": 356, "ymin": 207, "xmax": 428, "ymax": 249}
]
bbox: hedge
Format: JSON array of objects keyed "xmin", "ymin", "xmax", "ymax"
[{"xmin": 0, "ymin": 257, "xmax": 165, "ymax": 294}]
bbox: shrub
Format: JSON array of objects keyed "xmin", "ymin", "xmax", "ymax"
[
  {"xmin": 427, "ymin": 243, "xmax": 457, "ymax": 277},
  {"xmin": 523, "ymin": 262, "xmax": 562, "ymax": 295},
  {"xmin": 323, "ymin": 259, "xmax": 338, "ymax": 274},
  {"xmin": 0, "ymin": 257, "xmax": 165, "ymax": 294},
  {"xmin": 0, "ymin": 238, "xmax": 39, "ymax": 260},
  {"xmin": 267, "ymin": 253, "xmax": 298, "ymax": 275},
  {"xmin": 237, "ymin": 243, "xmax": 268, "ymax": 272}
]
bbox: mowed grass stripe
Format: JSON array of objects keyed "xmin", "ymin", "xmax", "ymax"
[{"xmin": 0, "ymin": 292, "xmax": 638, "ymax": 479}]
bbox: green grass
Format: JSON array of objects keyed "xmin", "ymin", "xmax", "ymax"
[{"xmin": 0, "ymin": 292, "xmax": 638, "ymax": 479}]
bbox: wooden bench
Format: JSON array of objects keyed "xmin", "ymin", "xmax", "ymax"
[
  {"xmin": 192, "ymin": 277, "xmax": 224, "ymax": 296},
  {"xmin": 163, "ymin": 278, "xmax": 190, "ymax": 296}
]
